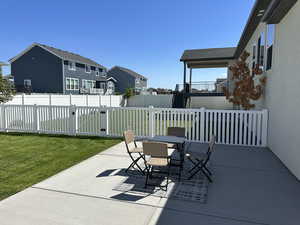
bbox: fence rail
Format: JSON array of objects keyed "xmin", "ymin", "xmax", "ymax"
[{"xmin": 0, "ymin": 105, "xmax": 268, "ymax": 147}]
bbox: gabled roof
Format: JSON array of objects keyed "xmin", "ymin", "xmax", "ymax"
[
  {"xmin": 9, "ymin": 43, "xmax": 106, "ymax": 68},
  {"xmin": 180, "ymin": 47, "xmax": 236, "ymax": 62},
  {"xmin": 234, "ymin": 0, "xmax": 297, "ymax": 58},
  {"xmin": 108, "ymin": 66, "xmax": 147, "ymax": 80}
]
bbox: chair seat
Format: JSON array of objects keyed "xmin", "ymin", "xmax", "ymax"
[
  {"xmin": 129, "ymin": 147, "xmax": 143, "ymax": 153},
  {"xmin": 147, "ymin": 157, "xmax": 168, "ymax": 166},
  {"xmin": 167, "ymin": 143, "xmax": 177, "ymax": 148}
]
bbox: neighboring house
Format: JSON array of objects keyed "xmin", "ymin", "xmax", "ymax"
[
  {"xmin": 107, "ymin": 66, "xmax": 147, "ymax": 94},
  {"xmin": 9, "ymin": 43, "xmax": 114, "ymax": 94},
  {"xmin": 181, "ymin": 0, "xmax": 300, "ymax": 180},
  {"xmin": 0, "ymin": 61, "xmax": 9, "ymax": 76},
  {"xmin": 215, "ymin": 78, "xmax": 227, "ymax": 93}
]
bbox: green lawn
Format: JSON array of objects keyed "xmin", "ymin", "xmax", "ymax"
[{"xmin": 0, "ymin": 133, "xmax": 121, "ymax": 201}]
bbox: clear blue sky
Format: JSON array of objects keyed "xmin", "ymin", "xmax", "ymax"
[{"xmin": 0, "ymin": 0, "xmax": 255, "ymax": 88}]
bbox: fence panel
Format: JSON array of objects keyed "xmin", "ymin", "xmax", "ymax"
[{"xmin": 0, "ymin": 105, "xmax": 268, "ymax": 147}]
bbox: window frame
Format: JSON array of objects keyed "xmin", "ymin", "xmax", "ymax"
[
  {"xmin": 68, "ymin": 61, "xmax": 76, "ymax": 71},
  {"xmin": 24, "ymin": 79, "xmax": 32, "ymax": 87},
  {"xmin": 85, "ymin": 65, "xmax": 91, "ymax": 73},
  {"xmin": 266, "ymin": 24, "xmax": 275, "ymax": 71},
  {"xmin": 66, "ymin": 77, "xmax": 79, "ymax": 90}
]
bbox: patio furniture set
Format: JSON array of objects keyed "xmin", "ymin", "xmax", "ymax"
[{"xmin": 123, "ymin": 127, "xmax": 216, "ymax": 191}]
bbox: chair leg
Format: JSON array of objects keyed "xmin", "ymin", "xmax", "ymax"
[
  {"xmin": 188, "ymin": 165, "xmax": 212, "ymax": 182},
  {"xmin": 144, "ymin": 165, "xmax": 151, "ymax": 188},
  {"xmin": 126, "ymin": 153, "xmax": 145, "ymax": 175}
]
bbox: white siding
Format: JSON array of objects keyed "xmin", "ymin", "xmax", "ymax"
[{"xmin": 241, "ymin": 1, "xmax": 300, "ymax": 179}]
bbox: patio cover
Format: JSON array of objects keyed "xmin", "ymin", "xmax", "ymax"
[{"xmin": 180, "ymin": 47, "xmax": 236, "ymax": 68}]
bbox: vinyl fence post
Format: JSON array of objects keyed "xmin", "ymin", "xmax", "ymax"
[
  {"xmin": 49, "ymin": 94, "xmax": 52, "ymax": 106},
  {"xmin": 110, "ymin": 95, "xmax": 112, "ymax": 107},
  {"xmin": 200, "ymin": 107, "xmax": 205, "ymax": 142},
  {"xmin": 1, "ymin": 105, "xmax": 7, "ymax": 132},
  {"xmin": 34, "ymin": 104, "xmax": 39, "ymax": 132},
  {"xmin": 22, "ymin": 93, "xmax": 25, "ymax": 105},
  {"xmin": 261, "ymin": 109, "xmax": 268, "ymax": 147},
  {"xmin": 69, "ymin": 94, "xmax": 72, "ymax": 105},
  {"xmin": 86, "ymin": 95, "xmax": 89, "ymax": 106},
  {"xmin": 99, "ymin": 95, "xmax": 101, "ymax": 107},
  {"xmin": 99, "ymin": 108, "xmax": 108, "ymax": 136},
  {"xmin": 149, "ymin": 106, "xmax": 154, "ymax": 137},
  {"xmin": 69, "ymin": 105, "xmax": 77, "ymax": 135}
]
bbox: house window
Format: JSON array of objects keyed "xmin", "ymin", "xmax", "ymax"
[
  {"xmin": 66, "ymin": 78, "xmax": 79, "ymax": 90},
  {"xmin": 266, "ymin": 24, "xmax": 275, "ymax": 70},
  {"xmin": 96, "ymin": 68, "xmax": 99, "ymax": 76},
  {"xmin": 24, "ymin": 79, "xmax": 31, "ymax": 87},
  {"xmin": 100, "ymin": 82, "xmax": 106, "ymax": 89},
  {"xmin": 257, "ymin": 32, "xmax": 265, "ymax": 69},
  {"xmin": 252, "ymin": 44, "xmax": 256, "ymax": 70},
  {"xmin": 68, "ymin": 61, "xmax": 76, "ymax": 71},
  {"xmin": 82, "ymin": 79, "xmax": 95, "ymax": 89},
  {"xmin": 85, "ymin": 65, "xmax": 91, "ymax": 73}
]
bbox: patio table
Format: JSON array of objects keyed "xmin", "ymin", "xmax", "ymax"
[{"xmin": 142, "ymin": 135, "xmax": 187, "ymax": 180}]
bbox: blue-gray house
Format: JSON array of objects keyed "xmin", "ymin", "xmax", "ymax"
[{"xmin": 9, "ymin": 43, "xmax": 114, "ymax": 94}]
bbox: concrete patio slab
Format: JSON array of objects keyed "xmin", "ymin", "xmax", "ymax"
[
  {"xmin": 1, "ymin": 141, "xmax": 300, "ymax": 225},
  {"xmin": 33, "ymin": 154, "xmax": 162, "ymax": 206},
  {"xmin": 0, "ymin": 188, "xmax": 156, "ymax": 225}
]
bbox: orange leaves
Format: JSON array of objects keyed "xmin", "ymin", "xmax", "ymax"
[{"xmin": 223, "ymin": 51, "xmax": 267, "ymax": 110}]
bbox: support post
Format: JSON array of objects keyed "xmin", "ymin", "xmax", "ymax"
[
  {"xmin": 183, "ymin": 62, "xmax": 186, "ymax": 92},
  {"xmin": 148, "ymin": 106, "xmax": 154, "ymax": 137},
  {"xmin": 189, "ymin": 68, "xmax": 192, "ymax": 91},
  {"xmin": 200, "ymin": 107, "xmax": 205, "ymax": 142}
]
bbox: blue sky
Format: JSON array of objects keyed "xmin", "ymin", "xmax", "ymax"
[{"xmin": 0, "ymin": 0, "xmax": 255, "ymax": 88}]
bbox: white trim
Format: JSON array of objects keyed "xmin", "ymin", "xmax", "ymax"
[
  {"xmin": 107, "ymin": 77, "xmax": 117, "ymax": 82},
  {"xmin": 9, "ymin": 43, "xmax": 63, "ymax": 63},
  {"xmin": 66, "ymin": 77, "xmax": 79, "ymax": 91},
  {"xmin": 62, "ymin": 60, "xmax": 65, "ymax": 94}
]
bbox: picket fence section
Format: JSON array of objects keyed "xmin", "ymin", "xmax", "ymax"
[{"xmin": 0, "ymin": 104, "xmax": 268, "ymax": 147}]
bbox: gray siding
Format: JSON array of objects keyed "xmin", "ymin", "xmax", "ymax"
[
  {"xmin": 12, "ymin": 46, "xmax": 63, "ymax": 93},
  {"xmin": 107, "ymin": 67, "xmax": 147, "ymax": 94},
  {"xmin": 63, "ymin": 61, "xmax": 106, "ymax": 94},
  {"xmin": 107, "ymin": 67, "xmax": 135, "ymax": 93}
]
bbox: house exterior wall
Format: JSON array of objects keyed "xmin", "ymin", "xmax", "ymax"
[
  {"xmin": 12, "ymin": 46, "xmax": 63, "ymax": 93},
  {"xmin": 135, "ymin": 77, "xmax": 147, "ymax": 92},
  {"xmin": 240, "ymin": 1, "xmax": 300, "ymax": 179},
  {"xmin": 107, "ymin": 68, "xmax": 136, "ymax": 94},
  {"xmin": 63, "ymin": 61, "xmax": 107, "ymax": 94}
]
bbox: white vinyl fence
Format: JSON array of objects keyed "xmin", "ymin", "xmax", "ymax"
[
  {"xmin": 0, "ymin": 105, "xmax": 268, "ymax": 147},
  {"xmin": 5, "ymin": 94, "xmax": 123, "ymax": 107}
]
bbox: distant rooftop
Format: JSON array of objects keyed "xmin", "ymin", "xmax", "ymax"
[
  {"xmin": 9, "ymin": 43, "xmax": 106, "ymax": 69},
  {"xmin": 109, "ymin": 66, "xmax": 147, "ymax": 80}
]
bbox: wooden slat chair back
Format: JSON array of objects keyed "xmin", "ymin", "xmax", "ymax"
[
  {"xmin": 123, "ymin": 130, "xmax": 145, "ymax": 174},
  {"xmin": 167, "ymin": 127, "xmax": 186, "ymax": 137}
]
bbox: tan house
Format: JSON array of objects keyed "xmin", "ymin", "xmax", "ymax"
[{"xmin": 181, "ymin": 0, "xmax": 300, "ymax": 180}]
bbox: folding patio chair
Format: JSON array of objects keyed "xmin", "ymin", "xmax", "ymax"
[
  {"xmin": 186, "ymin": 135, "xmax": 216, "ymax": 182},
  {"xmin": 123, "ymin": 130, "xmax": 146, "ymax": 175},
  {"xmin": 143, "ymin": 142, "xmax": 171, "ymax": 191}
]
